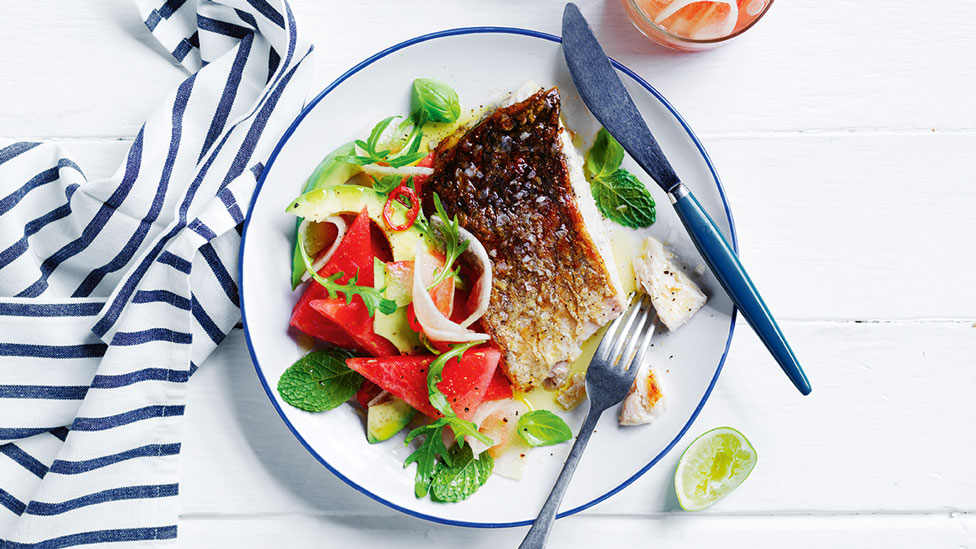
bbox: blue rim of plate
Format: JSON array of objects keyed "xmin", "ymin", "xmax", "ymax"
[{"xmin": 239, "ymin": 26, "xmax": 738, "ymax": 529}]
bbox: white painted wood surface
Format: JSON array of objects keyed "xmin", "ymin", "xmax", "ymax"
[{"xmin": 2, "ymin": 0, "xmax": 974, "ymax": 546}]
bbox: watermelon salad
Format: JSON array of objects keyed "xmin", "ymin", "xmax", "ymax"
[{"xmin": 276, "ymin": 79, "xmax": 574, "ymax": 503}]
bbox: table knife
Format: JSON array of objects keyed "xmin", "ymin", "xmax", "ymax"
[{"xmin": 562, "ymin": 3, "xmax": 811, "ymax": 395}]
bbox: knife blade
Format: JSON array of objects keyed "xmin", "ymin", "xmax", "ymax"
[
  {"xmin": 561, "ymin": 3, "xmax": 680, "ymax": 194},
  {"xmin": 561, "ymin": 3, "xmax": 811, "ymax": 397}
]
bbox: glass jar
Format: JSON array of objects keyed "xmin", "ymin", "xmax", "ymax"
[{"xmin": 622, "ymin": 0, "xmax": 775, "ymax": 51}]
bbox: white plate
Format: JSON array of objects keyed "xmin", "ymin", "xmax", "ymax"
[{"xmin": 239, "ymin": 27, "xmax": 736, "ymax": 527}]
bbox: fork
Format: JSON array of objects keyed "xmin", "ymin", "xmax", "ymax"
[{"xmin": 519, "ymin": 294, "xmax": 656, "ymax": 549}]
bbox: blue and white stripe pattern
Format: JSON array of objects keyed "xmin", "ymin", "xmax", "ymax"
[{"xmin": 0, "ymin": 0, "xmax": 311, "ymax": 544}]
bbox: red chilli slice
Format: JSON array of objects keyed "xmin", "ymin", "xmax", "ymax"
[{"xmin": 382, "ymin": 183, "xmax": 420, "ymax": 232}]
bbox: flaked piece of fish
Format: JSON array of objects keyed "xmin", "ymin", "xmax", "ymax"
[
  {"xmin": 422, "ymin": 85, "xmax": 625, "ymax": 391},
  {"xmin": 633, "ymin": 236, "xmax": 707, "ymax": 332},
  {"xmin": 542, "ymin": 361, "xmax": 570, "ymax": 390},
  {"xmin": 619, "ymin": 238, "xmax": 706, "ymax": 425},
  {"xmin": 556, "ymin": 372, "xmax": 586, "ymax": 410},
  {"xmin": 619, "ymin": 361, "xmax": 666, "ymax": 425}
]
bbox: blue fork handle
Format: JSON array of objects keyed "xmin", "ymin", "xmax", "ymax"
[{"xmin": 669, "ymin": 184, "xmax": 811, "ymax": 395}]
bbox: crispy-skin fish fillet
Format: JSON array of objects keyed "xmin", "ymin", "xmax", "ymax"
[{"xmin": 422, "ymin": 87, "xmax": 624, "ymax": 391}]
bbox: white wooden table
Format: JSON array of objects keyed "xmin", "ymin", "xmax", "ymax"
[{"xmin": 3, "ymin": 1, "xmax": 974, "ymax": 546}]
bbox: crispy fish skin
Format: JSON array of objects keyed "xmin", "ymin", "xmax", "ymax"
[{"xmin": 422, "ymin": 88, "xmax": 623, "ymax": 391}]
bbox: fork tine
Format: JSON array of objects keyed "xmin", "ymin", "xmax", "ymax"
[
  {"xmin": 604, "ymin": 294, "xmax": 645, "ymax": 365},
  {"xmin": 593, "ymin": 293, "xmax": 635, "ymax": 360},
  {"xmin": 628, "ymin": 315, "xmax": 658, "ymax": 374},
  {"xmin": 616, "ymin": 295, "xmax": 653, "ymax": 371}
]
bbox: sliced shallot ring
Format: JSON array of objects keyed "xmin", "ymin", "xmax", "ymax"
[
  {"xmin": 412, "ymin": 243, "xmax": 489, "ymax": 343},
  {"xmin": 361, "ymin": 163, "xmax": 434, "ymax": 179},
  {"xmin": 465, "ymin": 399, "xmax": 509, "ymax": 456},
  {"xmin": 298, "ymin": 216, "xmax": 347, "ymax": 283},
  {"xmin": 654, "ymin": 0, "xmax": 738, "ymax": 39},
  {"xmin": 429, "ymin": 215, "xmax": 493, "ymax": 329},
  {"xmin": 465, "ymin": 399, "xmax": 534, "ymax": 480}
]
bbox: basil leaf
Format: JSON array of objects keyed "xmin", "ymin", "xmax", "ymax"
[
  {"xmin": 430, "ymin": 443, "xmax": 493, "ymax": 502},
  {"xmin": 585, "ymin": 128, "xmax": 625, "ymax": 180},
  {"xmin": 590, "ymin": 169, "xmax": 656, "ymax": 229},
  {"xmin": 516, "ymin": 410, "xmax": 573, "ymax": 447},
  {"xmin": 276, "ymin": 349, "xmax": 361, "ymax": 412},
  {"xmin": 411, "ymin": 78, "xmax": 461, "ymax": 124}
]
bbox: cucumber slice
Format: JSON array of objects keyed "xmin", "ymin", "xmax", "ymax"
[
  {"xmin": 367, "ymin": 397, "xmax": 416, "ymax": 444},
  {"xmin": 372, "ymin": 258, "xmax": 422, "ymax": 354},
  {"xmin": 373, "ymin": 308, "xmax": 422, "ymax": 355},
  {"xmin": 376, "ymin": 259, "xmax": 412, "ymax": 307}
]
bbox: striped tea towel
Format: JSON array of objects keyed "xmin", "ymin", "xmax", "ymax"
[{"xmin": 0, "ymin": 0, "xmax": 312, "ymax": 545}]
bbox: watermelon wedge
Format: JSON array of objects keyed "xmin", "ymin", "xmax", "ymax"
[
  {"xmin": 481, "ymin": 366, "xmax": 514, "ymax": 403},
  {"xmin": 346, "ymin": 348, "xmax": 500, "ymax": 420},
  {"xmin": 290, "ymin": 208, "xmax": 396, "ymax": 355}
]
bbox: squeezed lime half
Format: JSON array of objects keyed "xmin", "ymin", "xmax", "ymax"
[{"xmin": 674, "ymin": 427, "xmax": 756, "ymax": 511}]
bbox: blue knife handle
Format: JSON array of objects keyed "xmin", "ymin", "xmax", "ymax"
[{"xmin": 668, "ymin": 184, "xmax": 812, "ymax": 395}]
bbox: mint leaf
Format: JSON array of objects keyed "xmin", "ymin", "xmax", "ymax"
[
  {"xmin": 430, "ymin": 443, "xmax": 493, "ymax": 502},
  {"xmin": 590, "ymin": 169, "xmax": 656, "ymax": 229},
  {"xmin": 586, "ymin": 128, "xmax": 625, "ymax": 179},
  {"xmin": 277, "ymin": 349, "xmax": 361, "ymax": 412},
  {"xmin": 585, "ymin": 128, "xmax": 656, "ymax": 229},
  {"xmin": 517, "ymin": 410, "xmax": 573, "ymax": 447}
]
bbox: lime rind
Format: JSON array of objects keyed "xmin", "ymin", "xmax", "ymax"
[{"xmin": 674, "ymin": 426, "xmax": 756, "ymax": 511}]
